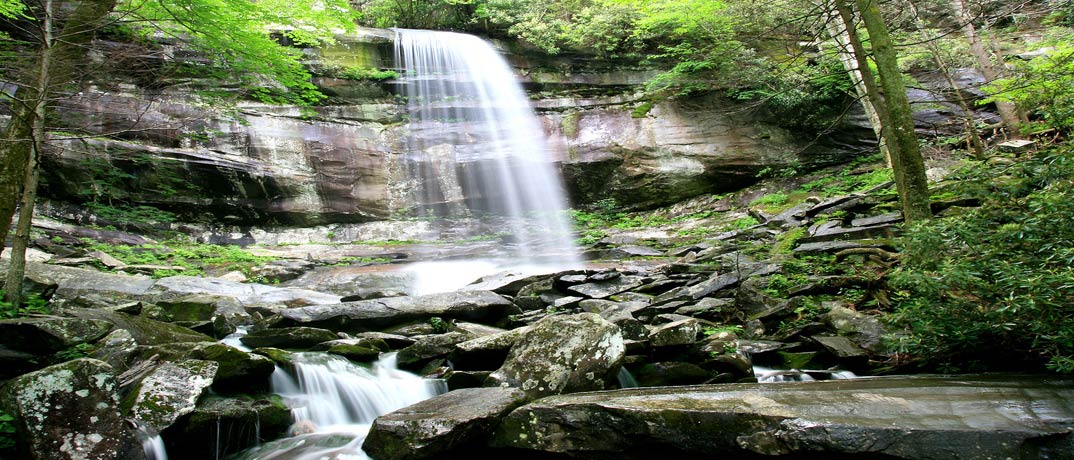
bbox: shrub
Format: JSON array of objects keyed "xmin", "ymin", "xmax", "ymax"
[{"xmin": 887, "ymin": 146, "xmax": 1074, "ymax": 373}]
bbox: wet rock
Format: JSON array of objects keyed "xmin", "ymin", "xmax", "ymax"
[
  {"xmin": 823, "ymin": 305, "xmax": 888, "ymax": 354},
  {"xmin": 129, "ymin": 359, "xmax": 218, "ymax": 433},
  {"xmin": 597, "ymin": 303, "xmax": 649, "ymax": 341},
  {"xmin": 67, "ymin": 308, "xmax": 213, "ymax": 345},
  {"xmin": 492, "ymin": 376, "xmax": 1074, "ymax": 460},
  {"xmin": 146, "ymin": 276, "xmax": 340, "ymax": 307},
  {"xmin": 567, "ymin": 275, "xmax": 645, "ymax": 299},
  {"xmin": 800, "ymin": 221, "xmax": 897, "ymax": 244},
  {"xmin": 632, "ymin": 362, "xmax": 711, "ymax": 387},
  {"xmin": 0, "ymin": 316, "xmax": 113, "ymax": 355},
  {"xmin": 247, "ymin": 259, "xmax": 316, "ymax": 283},
  {"xmin": 354, "ymin": 331, "xmax": 416, "ymax": 349},
  {"xmin": 33, "ymin": 263, "xmax": 156, "ymax": 302},
  {"xmin": 466, "ymin": 270, "xmax": 561, "ymax": 296},
  {"xmin": 1, "ymin": 358, "xmax": 141, "ymax": 460},
  {"xmin": 397, "ymin": 332, "xmax": 472, "ymax": 371},
  {"xmin": 275, "ymin": 291, "xmax": 513, "ymax": 332},
  {"xmin": 143, "ymin": 342, "xmax": 274, "ymax": 392},
  {"xmin": 452, "ymin": 327, "xmax": 531, "ymax": 371},
  {"xmin": 363, "ymin": 387, "xmax": 528, "ymax": 460},
  {"xmin": 89, "ymin": 329, "xmax": 140, "ymax": 372},
  {"xmin": 676, "ymin": 297, "xmax": 738, "ymax": 323},
  {"xmin": 648, "ymin": 318, "xmax": 701, "ymax": 347},
  {"xmin": 513, "ymin": 278, "xmax": 556, "ymax": 311},
  {"xmin": 488, "ymin": 313, "xmax": 625, "ymax": 399},
  {"xmin": 239, "ymin": 327, "xmax": 340, "ymax": 349},
  {"xmin": 452, "ymin": 322, "xmax": 507, "ymax": 337},
  {"xmin": 162, "ymin": 395, "xmax": 291, "ymax": 460},
  {"xmin": 250, "ymin": 347, "xmax": 296, "ymax": 370}
]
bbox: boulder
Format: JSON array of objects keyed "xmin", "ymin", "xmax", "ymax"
[
  {"xmin": 452, "ymin": 327, "xmax": 531, "ymax": 371},
  {"xmin": 0, "ymin": 316, "xmax": 113, "ymax": 355},
  {"xmin": 143, "ymin": 342, "xmax": 274, "ymax": 392},
  {"xmin": 275, "ymin": 291, "xmax": 513, "ymax": 332},
  {"xmin": 648, "ymin": 318, "xmax": 701, "ymax": 347},
  {"xmin": 487, "ymin": 313, "xmax": 625, "ymax": 399},
  {"xmin": 66, "ymin": 308, "xmax": 213, "ymax": 345},
  {"xmin": 129, "ymin": 359, "xmax": 219, "ymax": 433},
  {"xmin": 89, "ymin": 329, "xmax": 140, "ymax": 372},
  {"xmin": 363, "ymin": 387, "xmax": 528, "ymax": 460},
  {"xmin": 239, "ymin": 327, "xmax": 340, "ymax": 349},
  {"xmin": 566, "ymin": 275, "xmax": 646, "ymax": 299},
  {"xmin": 822, "ymin": 305, "xmax": 888, "ymax": 354},
  {"xmin": 162, "ymin": 395, "xmax": 291, "ymax": 460},
  {"xmin": 632, "ymin": 362, "xmax": 711, "ymax": 387},
  {"xmin": 0, "ymin": 358, "xmax": 141, "ymax": 460},
  {"xmin": 247, "ymin": 260, "xmax": 316, "ymax": 283},
  {"xmin": 492, "ymin": 376, "xmax": 1074, "ymax": 460},
  {"xmin": 396, "ymin": 332, "xmax": 473, "ymax": 371}
]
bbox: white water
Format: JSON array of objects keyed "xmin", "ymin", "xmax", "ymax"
[
  {"xmin": 142, "ymin": 434, "xmax": 168, "ymax": 460},
  {"xmin": 754, "ymin": 366, "xmax": 858, "ymax": 383},
  {"xmin": 393, "ymin": 29, "xmax": 580, "ymax": 273},
  {"xmin": 250, "ymin": 352, "xmax": 446, "ymax": 460}
]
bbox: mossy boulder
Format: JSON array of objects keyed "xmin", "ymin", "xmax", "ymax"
[
  {"xmin": 487, "ymin": 313, "xmax": 625, "ymax": 400},
  {"xmin": 239, "ymin": 327, "xmax": 340, "ymax": 349},
  {"xmin": 363, "ymin": 387, "xmax": 528, "ymax": 460},
  {"xmin": 128, "ymin": 359, "xmax": 218, "ymax": 433},
  {"xmin": 142, "ymin": 342, "xmax": 274, "ymax": 392},
  {"xmin": 0, "ymin": 316, "xmax": 113, "ymax": 355},
  {"xmin": 396, "ymin": 332, "xmax": 473, "ymax": 371},
  {"xmin": 0, "ymin": 358, "xmax": 142, "ymax": 460},
  {"xmin": 66, "ymin": 308, "xmax": 213, "ymax": 345}
]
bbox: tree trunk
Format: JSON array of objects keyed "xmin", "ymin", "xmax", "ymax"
[
  {"xmin": 854, "ymin": 0, "xmax": 931, "ymax": 222},
  {"xmin": 832, "ymin": 0, "xmax": 931, "ymax": 223},
  {"xmin": 953, "ymin": 0, "xmax": 1022, "ymax": 137},
  {"xmin": 905, "ymin": 0, "xmax": 986, "ymax": 158},
  {"xmin": 822, "ymin": 6, "xmax": 892, "ymax": 166},
  {"xmin": 0, "ymin": 0, "xmax": 117, "ymax": 260}
]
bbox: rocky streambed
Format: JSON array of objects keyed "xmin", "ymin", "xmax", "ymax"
[{"xmin": 3, "ymin": 169, "xmax": 1073, "ymax": 459}]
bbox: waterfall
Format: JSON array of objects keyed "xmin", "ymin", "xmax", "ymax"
[
  {"xmin": 234, "ymin": 352, "xmax": 446, "ymax": 460},
  {"xmin": 393, "ymin": 29, "xmax": 580, "ymax": 292}
]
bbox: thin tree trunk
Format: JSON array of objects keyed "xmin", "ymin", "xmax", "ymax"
[
  {"xmin": 3, "ymin": 0, "xmax": 52, "ymax": 305},
  {"xmin": 822, "ymin": 6, "xmax": 892, "ymax": 166},
  {"xmin": 905, "ymin": 0, "xmax": 986, "ymax": 158},
  {"xmin": 0, "ymin": 0, "xmax": 117, "ymax": 261},
  {"xmin": 954, "ymin": 0, "xmax": 1022, "ymax": 137},
  {"xmin": 854, "ymin": 0, "xmax": 932, "ymax": 222}
]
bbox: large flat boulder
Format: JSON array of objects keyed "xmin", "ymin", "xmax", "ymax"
[
  {"xmin": 363, "ymin": 387, "xmax": 528, "ymax": 460},
  {"xmin": 275, "ymin": 291, "xmax": 513, "ymax": 332},
  {"xmin": 129, "ymin": 359, "xmax": 218, "ymax": 433},
  {"xmin": 492, "ymin": 376, "xmax": 1074, "ymax": 459}
]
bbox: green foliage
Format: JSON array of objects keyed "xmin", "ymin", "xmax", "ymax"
[
  {"xmin": 797, "ymin": 163, "xmax": 892, "ymax": 197},
  {"xmin": 53, "ymin": 343, "xmax": 94, "ymax": 362},
  {"xmin": 750, "ymin": 192, "xmax": 788, "ymax": 210},
  {"xmin": 887, "ymin": 146, "xmax": 1074, "ymax": 373},
  {"xmin": 334, "ymin": 66, "xmax": 399, "ymax": 81},
  {"xmin": 985, "ymin": 41, "xmax": 1074, "ymax": 133},
  {"xmin": 360, "ymin": 0, "xmax": 480, "ymax": 30},
  {"xmin": 428, "ymin": 317, "xmax": 450, "ymax": 333},
  {"xmin": 728, "ymin": 54, "xmax": 854, "ymax": 132},
  {"xmin": 724, "ymin": 216, "xmax": 759, "ymax": 231},
  {"xmin": 119, "ymin": 0, "xmax": 357, "ymax": 105},
  {"xmin": 0, "ymin": 411, "xmax": 15, "ymax": 451},
  {"xmin": 0, "ymin": 291, "xmax": 51, "ymax": 319},
  {"xmin": 702, "ymin": 325, "xmax": 742, "ymax": 336},
  {"xmin": 483, "ymin": 0, "xmax": 640, "ymax": 55},
  {"xmin": 86, "ymin": 203, "xmax": 177, "ymax": 224},
  {"xmin": 87, "ymin": 242, "xmax": 277, "ymax": 278}
]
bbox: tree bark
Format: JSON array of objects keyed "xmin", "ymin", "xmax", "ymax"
[
  {"xmin": 0, "ymin": 0, "xmax": 117, "ymax": 260},
  {"xmin": 905, "ymin": 0, "xmax": 986, "ymax": 158},
  {"xmin": 953, "ymin": 0, "xmax": 1022, "ymax": 137},
  {"xmin": 822, "ymin": 5, "xmax": 892, "ymax": 166},
  {"xmin": 832, "ymin": 0, "xmax": 932, "ymax": 223}
]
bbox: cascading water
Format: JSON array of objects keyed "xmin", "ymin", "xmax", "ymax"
[
  {"xmin": 393, "ymin": 29, "xmax": 581, "ymax": 292},
  {"xmin": 236, "ymin": 352, "xmax": 446, "ymax": 460}
]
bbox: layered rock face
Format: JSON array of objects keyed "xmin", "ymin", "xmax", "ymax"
[{"xmin": 33, "ymin": 31, "xmax": 861, "ymax": 226}]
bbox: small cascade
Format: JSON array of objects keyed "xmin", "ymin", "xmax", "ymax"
[
  {"xmin": 617, "ymin": 367, "xmax": 639, "ymax": 389},
  {"xmin": 142, "ymin": 433, "xmax": 168, "ymax": 460},
  {"xmin": 393, "ymin": 29, "xmax": 580, "ymax": 272},
  {"xmin": 754, "ymin": 366, "xmax": 858, "ymax": 383},
  {"xmin": 221, "ymin": 325, "xmax": 252, "ymax": 351},
  {"xmin": 240, "ymin": 352, "xmax": 446, "ymax": 459}
]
